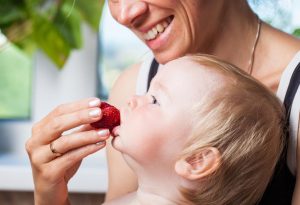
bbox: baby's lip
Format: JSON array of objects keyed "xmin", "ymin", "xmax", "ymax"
[{"xmin": 111, "ymin": 125, "xmax": 121, "ymax": 137}]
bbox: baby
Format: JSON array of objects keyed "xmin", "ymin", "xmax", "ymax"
[{"xmin": 105, "ymin": 54, "xmax": 285, "ymax": 205}]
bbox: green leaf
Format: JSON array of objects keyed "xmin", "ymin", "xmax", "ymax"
[
  {"xmin": 293, "ymin": 28, "xmax": 300, "ymax": 38},
  {"xmin": 54, "ymin": 3, "xmax": 82, "ymax": 49},
  {"xmin": 0, "ymin": 1, "xmax": 26, "ymax": 25},
  {"xmin": 32, "ymin": 14, "xmax": 71, "ymax": 68},
  {"xmin": 73, "ymin": 0, "xmax": 104, "ymax": 31}
]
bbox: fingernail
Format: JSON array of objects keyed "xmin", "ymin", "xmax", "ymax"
[
  {"xmin": 89, "ymin": 98, "xmax": 101, "ymax": 107},
  {"xmin": 97, "ymin": 129, "xmax": 109, "ymax": 137},
  {"xmin": 89, "ymin": 108, "xmax": 101, "ymax": 117}
]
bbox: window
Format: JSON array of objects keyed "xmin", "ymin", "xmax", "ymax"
[
  {"xmin": 97, "ymin": 3, "xmax": 149, "ymax": 100},
  {"xmin": 0, "ymin": 33, "xmax": 32, "ymax": 120},
  {"xmin": 249, "ymin": 0, "xmax": 300, "ymax": 34}
]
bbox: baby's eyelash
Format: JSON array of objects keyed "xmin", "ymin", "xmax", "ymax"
[{"xmin": 151, "ymin": 95, "xmax": 159, "ymax": 105}]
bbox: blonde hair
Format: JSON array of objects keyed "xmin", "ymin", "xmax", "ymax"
[{"xmin": 180, "ymin": 54, "xmax": 285, "ymax": 205}]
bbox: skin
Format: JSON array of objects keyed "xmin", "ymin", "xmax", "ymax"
[
  {"xmin": 104, "ymin": 58, "xmax": 224, "ymax": 205},
  {"xmin": 26, "ymin": 98, "xmax": 111, "ymax": 205},
  {"xmin": 106, "ymin": 0, "xmax": 300, "ymax": 203},
  {"xmin": 26, "ymin": 0, "xmax": 300, "ymax": 204}
]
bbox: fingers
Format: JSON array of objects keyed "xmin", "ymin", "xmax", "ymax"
[
  {"xmin": 32, "ymin": 98, "xmax": 103, "ymax": 145},
  {"xmin": 48, "ymin": 142, "xmax": 106, "ymax": 177},
  {"xmin": 41, "ymin": 107, "xmax": 103, "ymax": 143},
  {"xmin": 32, "ymin": 143, "xmax": 106, "ymax": 186},
  {"xmin": 51, "ymin": 129, "xmax": 110, "ymax": 158},
  {"xmin": 48, "ymin": 97, "xmax": 101, "ymax": 118},
  {"xmin": 30, "ymin": 129, "xmax": 110, "ymax": 164}
]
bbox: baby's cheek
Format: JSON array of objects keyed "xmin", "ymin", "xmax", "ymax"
[{"xmin": 122, "ymin": 118, "xmax": 167, "ymax": 161}]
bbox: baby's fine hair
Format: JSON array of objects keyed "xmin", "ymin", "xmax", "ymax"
[{"xmin": 180, "ymin": 54, "xmax": 285, "ymax": 205}]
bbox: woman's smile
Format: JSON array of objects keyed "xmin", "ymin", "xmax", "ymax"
[{"xmin": 144, "ymin": 16, "xmax": 174, "ymax": 50}]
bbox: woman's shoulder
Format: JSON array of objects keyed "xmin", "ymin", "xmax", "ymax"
[
  {"xmin": 255, "ymin": 23, "xmax": 300, "ymax": 91},
  {"xmin": 263, "ymin": 23, "xmax": 300, "ymax": 62}
]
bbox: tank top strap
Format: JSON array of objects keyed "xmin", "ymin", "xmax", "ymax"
[
  {"xmin": 277, "ymin": 50, "xmax": 300, "ymax": 175},
  {"xmin": 255, "ymin": 51, "xmax": 300, "ymax": 205},
  {"xmin": 135, "ymin": 55, "xmax": 155, "ymax": 95},
  {"xmin": 146, "ymin": 59, "xmax": 159, "ymax": 91}
]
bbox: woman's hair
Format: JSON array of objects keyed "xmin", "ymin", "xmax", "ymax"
[{"xmin": 179, "ymin": 54, "xmax": 285, "ymax": 205}]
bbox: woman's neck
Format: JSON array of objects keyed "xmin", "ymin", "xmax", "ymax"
[{"xmin": 202, "ymin": 1, "xmax": 259, "ymax": 72}]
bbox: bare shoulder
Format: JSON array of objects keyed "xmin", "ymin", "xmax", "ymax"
[
  {"xmin": 263, "ymin": 23, "xmax": 300, "ymax": 65},
  {"xmin": 109, "ymin": 62, "xmax": 142, "ymax": 108},
  {"xmin": 102, "ymin": 192, "xmax": 136, "ymax": 205},
  {"xmin": 256, "ymin": 23, "xmax": 300, "ymax": 91}
]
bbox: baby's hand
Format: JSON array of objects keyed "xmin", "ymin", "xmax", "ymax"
[{"xmin": 90, "ymin": 102, "xmax": 120, "ymax": 131}]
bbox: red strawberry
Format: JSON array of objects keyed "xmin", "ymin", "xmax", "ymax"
[{"xmin": 91, "ymin": 102, "xmax": 120, "ymax": 131}]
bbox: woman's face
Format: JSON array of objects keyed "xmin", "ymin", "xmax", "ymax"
[{"xmin": 108, "ymin": 0, "xmax": 226, "ymax": 64}]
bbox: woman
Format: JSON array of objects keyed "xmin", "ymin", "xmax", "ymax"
[{"xmin": 26, "ymin": 0, "xmax": 300, "ymax": 204}]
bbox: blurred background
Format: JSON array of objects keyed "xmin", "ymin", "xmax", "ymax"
[{"xmin": 0, "ymin": 0, "xmax": 299, "ymax": 204}]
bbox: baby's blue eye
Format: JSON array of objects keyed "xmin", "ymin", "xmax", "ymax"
[{"xmin": 151, "ymin": 95, "xmax": 160, "ymax": 105}]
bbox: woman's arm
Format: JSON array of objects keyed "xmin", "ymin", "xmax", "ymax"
[
  {"xmin": 292, "ymin": 119, "xmax": 300, "ymax": 205},
  {"xmin": 105, "ymin": 63, "xmax": 141, "ymax": 201}
]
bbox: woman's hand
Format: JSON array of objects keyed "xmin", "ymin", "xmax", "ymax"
[{"xmin": 26, "ymin": 98, "xmax": 110, "ymax": 205}]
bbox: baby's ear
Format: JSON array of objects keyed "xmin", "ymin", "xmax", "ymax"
[{"xmin": 174, "ymin": 147, "xmax": 221, "ymax": 181}]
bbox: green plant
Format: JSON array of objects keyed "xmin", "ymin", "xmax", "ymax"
[
  {"xmin": 0, "ymin": 0, "xmax": 104, "ymax": 68},
  {"xmin": 293, "ymin": 28, "xmax": 300, "ymax": 38}
]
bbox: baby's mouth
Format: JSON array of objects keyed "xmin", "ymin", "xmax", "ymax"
[
  {"xmin": 143, "ymin": 15, "xmax": 174, "ymax": 41},
  {"xmin": 111, "ymin": 125, "xmax": 121, "ymax": 138}
]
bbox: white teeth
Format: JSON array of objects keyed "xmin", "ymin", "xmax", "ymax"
[
  {"xmin": 156, "ymin": 24, "xmax": 164, "ymax": 33},
  {"xmin": 144, "ymin": 18, "xmax": 172, "ymax": 41},
  {"xmin": 151, "ymin": 27, "xmax": 158, "ymax": 36},
  {"xmin": 149, "ymin": 30, "xmax": 156, "ymax": 39}
]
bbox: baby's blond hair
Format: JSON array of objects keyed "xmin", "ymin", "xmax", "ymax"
[{"xmin": 180, "ymin": 54, "xmax": 285, "ymax": 205}]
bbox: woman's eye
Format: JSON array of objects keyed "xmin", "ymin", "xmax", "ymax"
[{"xmin": 151, "ymin": 95, "xmax": 160, "ymax": 105}]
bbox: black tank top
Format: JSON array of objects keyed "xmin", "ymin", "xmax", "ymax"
[{"xmin": 146, "ymin": 59, "xmax": 300, "ymax": 205}]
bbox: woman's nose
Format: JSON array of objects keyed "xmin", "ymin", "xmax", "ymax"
[{"xmin": 118, "ymin": 0, "xmax": 148, "ymax": 26}]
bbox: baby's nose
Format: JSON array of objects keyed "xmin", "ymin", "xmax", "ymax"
[{"xmin": 127, "ymin": 95, "xmax": 138, "ymax": 109}]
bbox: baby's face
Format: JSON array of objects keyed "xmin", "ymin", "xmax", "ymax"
[{"xmin": 113, "ymin": 57, "xmax": 226, "ymax": 168}]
